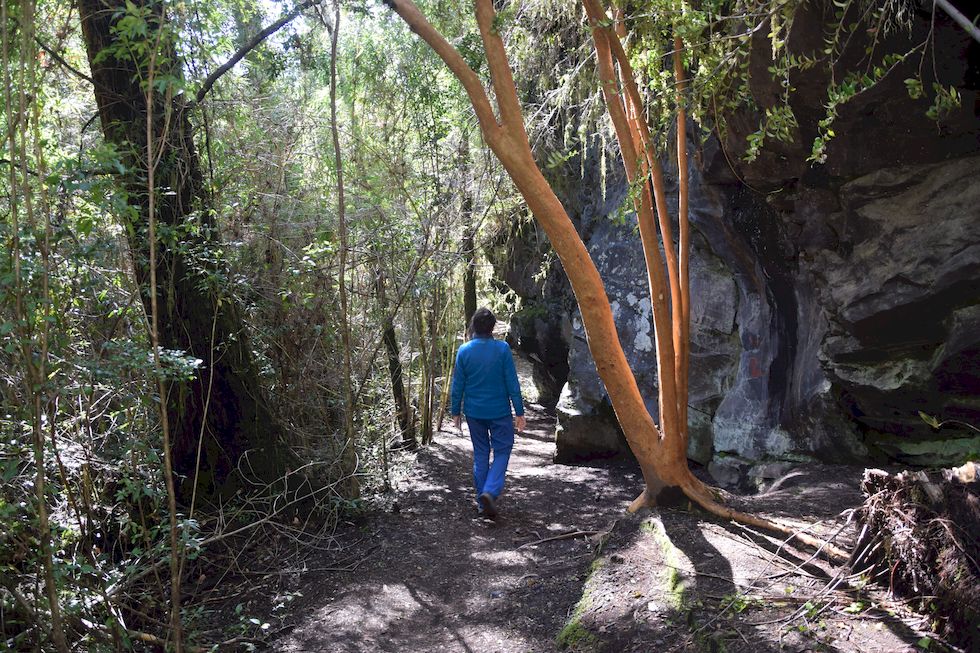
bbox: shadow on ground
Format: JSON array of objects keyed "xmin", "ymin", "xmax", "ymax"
[
  {"xmin": 275, "ymin": 404, "xmax": 641, "ymax": 652},
  {"xmin": 270, "ymin": 408, "xmax": 949, "ymax": 653},
  {"xmin": 568, "ymin": 468, "xmax": 952, "ymax": 653}
]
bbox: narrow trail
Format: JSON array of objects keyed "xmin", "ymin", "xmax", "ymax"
[
  {"xmin": 270, "ymin": 403, "xmax": 936, "ymax": 653},
  {"xmin": 277, "ymin": 405, "xmax": 641, "ymax": 652}
]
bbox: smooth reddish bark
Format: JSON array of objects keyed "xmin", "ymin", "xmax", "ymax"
[{"xmin": 384, "ymin": 0, "xmax": 851, "ymax": 559}]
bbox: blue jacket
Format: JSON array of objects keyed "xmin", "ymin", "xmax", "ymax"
[{"xmin": 450, "ymin": 337, "xmax": 524, "ymax": 420}]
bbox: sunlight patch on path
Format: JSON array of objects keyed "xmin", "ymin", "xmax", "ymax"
[{"xmin": 275, "ymin": 404, "xmax": 643, "ymax": 652}]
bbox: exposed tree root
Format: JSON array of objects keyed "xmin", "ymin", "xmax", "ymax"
[
  {"xmin": 628, "ymin": 472, "xmax": 851, "ymax": 564},
  {"xmin": 688, "ymin": 490, "xmax": 851, "ymax": 564}
]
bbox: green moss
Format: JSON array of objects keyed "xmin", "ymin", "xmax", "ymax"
[
  {"xmin": 646, "ymin": 517, "xmax": 687, "ymax": 609},
  {"xmin": 556, "ymin": 560, "xmax": 604, "ymax": 650},
  {"xmin": 556, "ymin": 620, "xmax": 599, "ymax": 650},
  {"xmin": 665, "ymin": 565, "xmax": 683, "ymax": 606}
]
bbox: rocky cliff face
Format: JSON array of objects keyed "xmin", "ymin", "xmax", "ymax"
[{"xmin": 491, "ymin": 5, "xmax": 979, "ymax": 483}]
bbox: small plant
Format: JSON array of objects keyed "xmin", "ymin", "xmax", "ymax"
[
  {"xmin": 803, "ymin": 601, "xmax": 819, "ymax": 619},
  {"xmin": 720, "ymin": 592, "xmax": 763, "ymax": 614},
  {"xmin": 918, "ymin": 411, "xmax": 980, "ymax": 434}
]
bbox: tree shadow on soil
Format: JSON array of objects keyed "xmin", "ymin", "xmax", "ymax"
[
  {"xmin": 279, "ymin": 404, "xmax": 644, "ymax": 652},
  {"xmin": 582, "ymin": 460, "xmax": 934, "ymax": 653},
  {"xmin": 717, "ymin": 519, "xmax": 939, "ymax": 652},
  {"xmin": 277, "ymin": 406, "xmax": 939, "ymax": 653},
  {"xmin": 659, "ymin": 510, "xmax": 766, "ymax": 652}
]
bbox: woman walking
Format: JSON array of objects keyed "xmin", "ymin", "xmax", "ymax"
[{"xmin": 450, "ymin": 308, "xmax": 526, "ymax": 519}]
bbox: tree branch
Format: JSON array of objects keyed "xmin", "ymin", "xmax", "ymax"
[
  {"xmin": 674, "ymin": 32, "xmax": 691, "ymax": 448},
  {"xmin": 934, "ymin": 0, "xmax": 980, "ymax": 45},
  {"xmin": 0, "ymin": 583, "xmax": 52, "ymax": 642},
  {"xmin": 35, "ymin": 37, "xmax": 94, "ymax": 85},
  {"xmin": 0, "ymin": 158, "xmax": 39, "ymax": 176},
  {"xmin": 383, "ymin": 0, "xmax": 501, "ymax": 137},
  {"xmin": 583, "ymin": 0, "xmax": 681, "ymax": 439},
  {"xmin": 473, "ymin": 0, "xmax": 526, "ymax": 136},
  {"xmin": 194, "ymin": 0, "xmax": 320, "ymax": 104}
]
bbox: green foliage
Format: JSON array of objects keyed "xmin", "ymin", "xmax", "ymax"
[
  {"xmin": 925, "ymin": 83, "xmax": 960, "ymax": 121},
  {"xmin": 745, "ymin": 104, "xmax": 799, "ymax": 163},
  {"xmin": 545, "ymin": 148, "xmax": 576, "ymax": 171},
  {"xmin": 1, "ymin": 163, "xmax": 169, "ymax": 648},
  {"xmin": 809, "ymin": 52, "xmax": 908, "ymax": 162},
  {"xmin": 722, "ymin": 592, "xmax": 763, "ymax": 614},
  {"xmin": 580, "ymin": 0, "xmax": 965, "ymax": 166},
  {"xmin": 10, "ymin": 0, "xmax": 969, "ymax": 649},
  {"xmin": 94, "ymin": 0, "xmax": 186, "ymax": 97},
  {"xmin": 495, "ymin": 0, "xmax": 957, "ymax": 174},
  {"xmin": 919, "ymin": 411, "xmax": 941, "ymax": 429}
]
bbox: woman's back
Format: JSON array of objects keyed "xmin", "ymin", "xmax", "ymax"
[{"xmin": 451, "ymin": 337, "xmax": 523, "ymax": 420}]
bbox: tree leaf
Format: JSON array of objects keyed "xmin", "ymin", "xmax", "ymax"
[{"xmin": 918, "ymin": 411, "xmax": 940, "ymax": 429}]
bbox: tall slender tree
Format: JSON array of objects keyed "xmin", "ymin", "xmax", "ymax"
[
  {"xmin": 2, "ymin": 0, "xmax": 71, "ymax": 648},
  {"xmin": 375, "ymin": 265, "xmax": 416, "ymax": 449},
  {"xmin": 385, "ymin": 0, "xmax": 846, "ymax": 558},
  {"xmin": 460, "ymin": 139, "xmax": 478, "ymax": 331}
]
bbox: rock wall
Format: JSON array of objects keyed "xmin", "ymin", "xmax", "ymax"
[{"xmin": 491, "ymin": 5, "xmax": 980, "ymax": 481}]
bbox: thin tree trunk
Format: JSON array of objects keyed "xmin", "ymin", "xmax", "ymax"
[
  {"xmin": 2, "ymin": 1, "xmax": 70, "ymax": 647},
  {"xmin": 383, "ymin": 320, "xmax": 415, "ymax": 448},
  {"xmin": 461, "ymin": 139, "xmax": 477, "ymax": 331},
  {"xmin": 144, "ymin": 37, "xmax": 184, "ymax": 651},
  {"xmin": 327, "ymin": 1, "xmax": 360, "ymax": 495},
  {"xmin": 415, "ymin": 303, "xmax": 433, "ymax": 445},
  {"xmin": 434, "ymin": 286, "xmax": 456, "ymax": 433},
  {"xmin": 375, "ymin": 269, "xmax": 415, "ymax": 449},
  {"xmin": 674, "ymin": 33, "xmax": 691, "ymax": 451},
  {"xmin": 588, "ymin": 3, "xmax": 683, "ymax": 464},
  {"xmin": 463, "ymin": 227, "xmax": 477, "ymax": 329},
  {"xmin": 425, "ymin": 287, "xmax": 441, "ymax": 443}
]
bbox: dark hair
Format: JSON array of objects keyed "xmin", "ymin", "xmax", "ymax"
[{"xmin": 469, "ymin": 307, "xmax": 496, "ymax": 338}]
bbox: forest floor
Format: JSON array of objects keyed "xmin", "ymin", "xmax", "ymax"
[{"xmin": 243, "ymin": 404, "xmax": 956, "ymax": 653}]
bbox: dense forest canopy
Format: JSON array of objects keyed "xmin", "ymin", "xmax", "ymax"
[{"xmin": 1, "ymin": 0, "xmax": 976, "ymax": 649}]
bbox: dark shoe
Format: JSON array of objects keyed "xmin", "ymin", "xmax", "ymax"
[{"xmin": 478, "ymin": 493, "xmax": 498, "ymax": 519}]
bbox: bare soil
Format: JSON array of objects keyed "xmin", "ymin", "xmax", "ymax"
[{"xmin": 258, "ymin": 406, "xmax": 960, "ymax": 653}]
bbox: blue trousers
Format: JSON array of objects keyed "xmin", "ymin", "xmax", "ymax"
[{"xmin": 465, "ymin": 415, "xmax": 514, "ymax": 500}]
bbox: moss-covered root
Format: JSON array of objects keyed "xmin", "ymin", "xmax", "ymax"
[
  {"xmin": 556, "ymin": 560, "xmax": 603, "ymax": 651},
  {"xmin": 556, "ymin": 620, "xmax": 600, "ymax": 651},
  {"xmin": 643, "ymin": 516, "xmax": 689, "ymax": 610}
]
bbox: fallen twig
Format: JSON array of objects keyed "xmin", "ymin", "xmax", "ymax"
[
  {"xmin": 516, "ymin": 529, "xmax": 601, "ymax": 549},
  {"xmin": 240, "ymin": 544, "xmax": 380, "ymax": 576}
]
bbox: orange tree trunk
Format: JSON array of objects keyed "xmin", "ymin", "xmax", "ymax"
[
  {"xmin": 581, "ymin": 0, "xmax": 708, "ymax": 504},
  {"xmin": 386, "ymin": 0, "xmax": 699, "ymax": 505},
  {"xmin": 385, "ymin": 1, "xmax": 853, "ymax": 561}
]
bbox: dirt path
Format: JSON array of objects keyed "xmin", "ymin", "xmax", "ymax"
[
  {"xmin": 270, "ymin": 406, "xmax": 948, "ymax": 653},
  {"xmin": 276, "ymin": 404, "xmax": 641, "ymax": 652}
]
